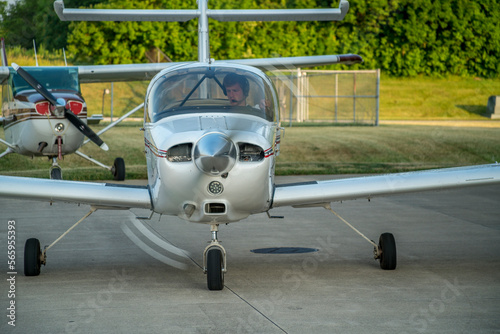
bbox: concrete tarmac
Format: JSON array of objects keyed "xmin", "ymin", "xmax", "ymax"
[{"xmin": 1, "ymin": 176, "xmax": 499, "ymax": 334}]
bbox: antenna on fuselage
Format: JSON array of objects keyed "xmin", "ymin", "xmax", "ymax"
[
  {"xmin": 33, "ymin": 40, "xmax": 39, "ymax": 66},
  {"xmin": 1, "ymin": 38, "xmax": 8, "ymax": 67},
  {"xmin": 53, "ymin": 0, "xmax": 350, "ymax": 64},
  {"xmin": 63, "ymin": 47, "xmax": 67, "ymax": 66}
]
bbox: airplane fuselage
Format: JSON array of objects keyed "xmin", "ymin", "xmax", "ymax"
[
  {"xmin": 2, "ymin": 91, "xmax": 86, "ymax": 157},
  {"xmin": 143, "ymin": 62, "xmax": 281, "ymax": 224},
  {"xmin": 1, "ymin": 66, "xmax": 87, "ymax": 158}
]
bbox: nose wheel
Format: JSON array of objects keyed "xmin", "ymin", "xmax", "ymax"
[
  {"xmin": 203, "ymin": 224, "xmax": 226, "ymax": 290},
  {"xmin": 50, "ymin": 157, "xmax": 62, "ymax": 180}
]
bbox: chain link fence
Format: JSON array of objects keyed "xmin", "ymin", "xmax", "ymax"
[{"xmin": 269, "ymin": 69, "xmax": 380, "ymax": 126}]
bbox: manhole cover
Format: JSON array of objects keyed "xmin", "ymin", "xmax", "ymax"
[{"xmin": 251, "ymin": 247, "xmax": 318, "ymax": 254}]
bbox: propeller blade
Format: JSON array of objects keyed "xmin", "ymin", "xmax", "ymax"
[
  {"xmin": 11, "ymin": 63, "xmax": 109, "ymax": 151},
  {"xmin": 64, "ymin": 110, "xmax": 109, "ymax": 151},
  {"xmin": 11, "ymin": 63, "xmax": 58, "ymax": 106}
]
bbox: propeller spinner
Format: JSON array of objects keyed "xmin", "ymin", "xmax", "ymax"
[{"xmin": 11, "ymin": 63, "xmax": 109, "ymax": 151}]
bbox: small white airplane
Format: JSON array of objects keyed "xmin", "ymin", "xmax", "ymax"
[
  {"xmin": 1, "ymin": 0, "xmax": 499, "ymax": 290},
  {"xmin": 0, "ymin": 38, "xmax": 138, "ymax": 180}
]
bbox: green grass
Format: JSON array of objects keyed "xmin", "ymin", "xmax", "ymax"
[
  {"xmin": 1, "ymin": 124, "xmax": 499, "ymax": 179},
  {"xmin": 380, "ymin": 75, "xmax": 500, "ymax": 120},
  {"xmin": 277, "ymin": 125, "xmax": 500, "ymax": 174}
]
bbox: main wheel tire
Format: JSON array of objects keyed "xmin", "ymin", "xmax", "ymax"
[
  {"xmin": 112, "ymin": 157, "xmax": 126, "ymax": 181},
  {"xmin": 24, "ymin": 238, "xmax": 42, "ymax": 276},
  {"xmin": 50, "ymin": 167, "xmax": 62, "ymax": 180},
  {"xmin": 379, "ymin": 232, "xmax": 397, "ymax": 270},
  {"xmin": 207, "ymin": 248, "xmax": 224, "ymax": 291}
]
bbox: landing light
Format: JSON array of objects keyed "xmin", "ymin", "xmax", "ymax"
[
  {"xmin": 66, "ymin": 101, "xmax": 83, "ymax": 115},
  {"xmin": 35, "ymin": 101, "xmax": 50, "ymax": 115}
]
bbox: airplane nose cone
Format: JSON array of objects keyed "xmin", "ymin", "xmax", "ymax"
[{"xmin": 194, "ymin": 133, "xmax": 236, "ymax": 175}]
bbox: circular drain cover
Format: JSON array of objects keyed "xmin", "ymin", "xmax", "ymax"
[{"xmin": 251, "ymin": 247, "xmax": 318, "ymax": 254}]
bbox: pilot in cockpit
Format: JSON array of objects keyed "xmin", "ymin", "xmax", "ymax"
[
  {"xmin": 223, "ymin": 73, "xmax": 249, "ymax": 107},
  {"xmin": 223, "ymin": 73, "xmax": 270, "ymax": 111}
]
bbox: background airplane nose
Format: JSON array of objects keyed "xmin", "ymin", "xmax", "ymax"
[{"xmin": 194, "ymin": 133, "xmax": 236, "ymax": 175}]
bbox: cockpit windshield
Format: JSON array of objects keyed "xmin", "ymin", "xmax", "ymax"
[
  {"xmin": 147, "ymin": 65, "xmax": 277, "ymax": 122},
  {"xmin": 9, "ymin": 67, "xmax": 81, "ymax": 96}
]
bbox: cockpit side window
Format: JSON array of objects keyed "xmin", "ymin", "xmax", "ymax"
[{"xmin": 148, "ymin": 66, "xmax": 276, "ymax": 122}]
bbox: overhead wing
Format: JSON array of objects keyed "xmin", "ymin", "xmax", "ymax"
[
  {"xmin": 272, "ymin": 163, "xmax": 500, "ymax": 208},
  {"xmin": 223, "ymin": 54, "xmax": 362, "ymax": 71},
  {"xmin": 76, "ymin": 62, "xmax": 186, "ymax": 83},
  {"xmin": 0, "ymin": 175, "xmax": 152, "ymax": 209},
  {"xmin": 75, "ymin": 53, "xmax": 361, "ymax": 83}
]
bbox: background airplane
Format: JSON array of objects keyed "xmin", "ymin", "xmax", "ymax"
[
  {"xmin": 0, "ymin": 38, "xmax": 137, "ymax": 180},
  {"xmin": 0, "ymin": 0, "xmax": 499, "ymax": 291}
]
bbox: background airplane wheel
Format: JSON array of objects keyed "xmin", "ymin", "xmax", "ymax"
[
  {"xmin": 50, "ymin": 167, "xmax": 62, "ymax": 180},
  {"xmin": 24, "ymin": 238, "xmax": 42, "ymax": 276},
  {"xmin": 379, "ymin": 233, "xmax": 397, "ymax": 270},
  {"xmin": 207, "ymin": 248, "xmax": 224, "ymax": 290},
  {"xmin": 112, "ymin": 157, "xmax": 126, "ymax": 181}
]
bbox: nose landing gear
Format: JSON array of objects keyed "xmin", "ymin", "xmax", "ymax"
[{"xmin": 203, "ymin": 224, "xmax": 226, "ymax": 290}]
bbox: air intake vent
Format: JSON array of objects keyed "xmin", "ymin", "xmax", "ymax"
[
  {"xmin": 205, "ymin": 203, "xmax": 226, "ymax": 214},
  {"xmin": 239, "ymin": 143, "xmax": 264, "ymax": 162},
  {"xmin": 167, "ymin": 143, "xmax": 192, "ymax": 162}
]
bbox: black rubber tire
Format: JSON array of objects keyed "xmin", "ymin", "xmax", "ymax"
[
  {"xmin": 379, "ymin": 233, "xmax": 397, "ymax": 270},
  {"xmin": 112, "ymin": 157, "xmax": 126, "ymax": 181},
  {"xmin": 50, "ymin": 167, "xmax": 62, "ymax": 180},
  {"xmin": 207, "ymin": 248, "xmax": 224, "ymax": 291},
  {"xmin": 24, "ymin": 238, "xmax": 42, "ymax": 276}
]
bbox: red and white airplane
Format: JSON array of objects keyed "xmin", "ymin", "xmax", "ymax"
[
  {"xmin": 0, "ymin": 38, "xmax": 137, "ymax": 180},
  {"xmin": 0, "ymin": 0, "xmax": 499, "ymax": 290}
]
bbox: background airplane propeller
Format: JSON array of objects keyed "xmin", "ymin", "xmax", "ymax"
[{"xmin": 11, "ymin": 63, "xmax": 109, "ymax": 151}]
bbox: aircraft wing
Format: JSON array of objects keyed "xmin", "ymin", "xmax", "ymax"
[
  {"xmin": 76, "ymin": 53, "xmax": 361, "ymax": 82},
  {"xmin": 0, "ymin": 53, "xmax": 358, "ymax": 84},
  {"xmin": 0, "ymin": 175, "xmax": 152, "ymax": 209},
  {"xmin": 223, "ymin": 54, "xmax": 362, "ymax": 71},
  {"xmin": 272, "ymin": 163, "xmax": 500, "ymax": 208},
  {"xmin": 76, "ymin": 62, "xmax": 187, "ymax": 83}
]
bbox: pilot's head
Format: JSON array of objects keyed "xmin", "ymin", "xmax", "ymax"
[{"xmin": 223, "ymin": 73, "xmax": 249, "ymax": 106}]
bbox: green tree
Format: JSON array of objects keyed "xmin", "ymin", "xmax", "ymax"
[
  {"xmin": 0, "ymin": 0, "xmax": 101, "ymax": 51},
  {"xmin": 67, "ymin": 0, "xmax": 198, "ymax": 64},
  {"xmin": 2, "ymin": 0, "xmax": 499, "ymax": 77}
]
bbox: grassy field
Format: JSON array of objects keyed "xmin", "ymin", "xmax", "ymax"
[{"xmin": 1, "ymin": 124, "xmax": 499, "ymax": 180}]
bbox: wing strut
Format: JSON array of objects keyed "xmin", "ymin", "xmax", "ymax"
[{"xmin": 323, "ymin": 204, "xmax": 396, "ymax": 270}]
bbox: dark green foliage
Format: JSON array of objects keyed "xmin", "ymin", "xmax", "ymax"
[
  {"xmin": 1, "ymin": 0, "xmax": 499, "ymax": 77},
  {"xmin": 0, "ymin": 0, "xmax": 101, "ymax": 51}
]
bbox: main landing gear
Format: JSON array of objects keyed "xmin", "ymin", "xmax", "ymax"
[
  {"xmin": 375, "ymin": 232, "xmax": 397, "ymax": 270},
  {"xmin": 324, "ymin": 204, "xmax": 397, "ymax": 270},
  {"xmin": 203, "ymin": 224, "xmax": 226, "ymax": 290},
  {"xmin": 24, "ymin": 238, "xmax": 44, "ymax": 276},
  {"xmin": 23, "ymin": 208, "xmax": 97, "ymax": 277},
  {"xmin": 48, "ymin": 154, "xmax": 126, "ymax": 180},
  {"xmin": 75, "ymin": 151, "xmax": 126, "ymax": 181}
]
